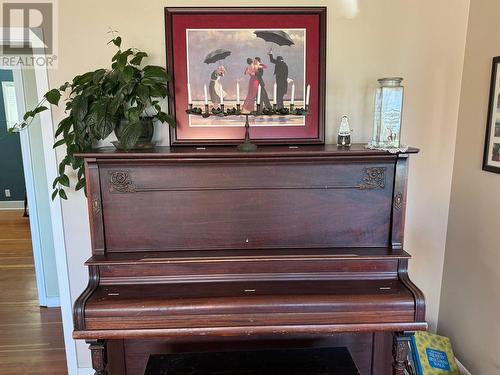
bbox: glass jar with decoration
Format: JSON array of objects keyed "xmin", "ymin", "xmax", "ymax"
[{"xmin": 371, "ymin": 77, "xmax": 404, "ymax": 148}]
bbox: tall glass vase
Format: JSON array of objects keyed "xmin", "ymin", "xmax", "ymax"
[{"xmin": 372, "ymin": 77, "xmax": 404, "ymax": 148}]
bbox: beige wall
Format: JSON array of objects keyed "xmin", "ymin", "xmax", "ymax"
[
  {"xmin": 438, "ymin": 0, "xmax": 500, "ymax": 373},
  {"xmin": 48, "ymin": 0, "xmax": 470, "ymax": 368}
]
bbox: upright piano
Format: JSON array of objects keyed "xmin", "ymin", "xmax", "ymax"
[{"xmin": 73, "ymin": 145, "xmax": 427, "ymax": 375}]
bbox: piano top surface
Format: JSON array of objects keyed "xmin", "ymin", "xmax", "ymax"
[{"xmin": 75, "ymin": 144, "xmax": 419, "ymax": 159}]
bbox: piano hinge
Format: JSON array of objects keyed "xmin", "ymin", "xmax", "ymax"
[
  {"xmin": 394, "ymin": 192, "xmax": 403, "ymax": 210},
  {"xmin": 92, "ymin": 197, "xmax": 101, "ymax": 214}
]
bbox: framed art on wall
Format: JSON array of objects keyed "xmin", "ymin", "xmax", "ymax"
[
  {"xmin": 164, "ymin": 7, "xmax": 326, "ymax": 146},
  {"xmin": 483, "ymin": 56, "xmax": 500, "ymax": 173}
]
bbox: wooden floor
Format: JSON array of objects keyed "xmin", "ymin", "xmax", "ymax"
[{"xmin": 0, "ymin": 210, "xmax": 67, "ymax": 374}]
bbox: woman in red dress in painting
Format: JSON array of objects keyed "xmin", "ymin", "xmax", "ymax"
[{"xmin": 242, "ymin": 58, "xmax": 259, "ymax": 112}]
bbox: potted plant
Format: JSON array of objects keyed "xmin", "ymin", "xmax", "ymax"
[{"xmin": 14, "ymin": 34, "xmax": 175, "ymax": 199}]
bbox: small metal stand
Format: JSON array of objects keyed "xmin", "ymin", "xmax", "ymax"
[{"xmin": 237, "ymin": 114, "xmax": 258, "ymax": 152}]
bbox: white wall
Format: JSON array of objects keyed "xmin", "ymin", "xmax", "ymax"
[
  {"xmin": 438, "ymin": 0, "xmax": 500, "ymax": 373},
  {"xmin": 46, "ymin": 0, "xmax": 470, "ymax": 369}
]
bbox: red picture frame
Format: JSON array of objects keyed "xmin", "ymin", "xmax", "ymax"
[{"xmin": 165, "ymin": 7, "xmax": 326, "ymax": 146}]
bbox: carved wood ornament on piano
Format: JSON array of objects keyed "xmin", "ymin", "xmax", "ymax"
[{"xmin": 73, "ymin": 145, "xmax": 426, "ymax": 375}]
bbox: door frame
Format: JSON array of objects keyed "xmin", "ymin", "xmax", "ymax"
[
  {"xmin": 11, "ymin": 68, "xmax": 55, "ymax": 307},
  {"xmin": 1, "ymin": 27, "xmax": 79, "ymax": 375}
]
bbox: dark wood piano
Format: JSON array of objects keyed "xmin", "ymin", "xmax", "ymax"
[{"xmin": 73, "ymin": 145, "xmax": 427, "ymax": 375}]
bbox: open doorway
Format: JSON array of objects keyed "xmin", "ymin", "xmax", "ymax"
[
  {"xmin": 1, "ymin": 67, "xmax": 60, "ymax": 307},
  {"xmin": 1, "ymin": 67, "xmax": 59, "ymax": 305}
]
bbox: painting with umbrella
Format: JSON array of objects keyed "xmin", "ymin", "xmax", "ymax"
[
  {"xmin": 187, "ymin": 28, "xmax": 306, "ymax": 126},
  {"xmin": 165, "ymin": 7, "xmax": 326, "ymax": 145}
]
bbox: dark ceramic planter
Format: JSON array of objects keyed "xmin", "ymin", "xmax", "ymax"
[{"xmin": 114, "ymin": 117, "xmax": 155, "ymax": 150}]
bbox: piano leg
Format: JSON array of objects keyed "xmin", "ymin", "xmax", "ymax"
[
  {"xmin": 86, "ymin": 340, "xmax": 108, "ymax": 375},
  {"xmin": 392, "ymin": 332, "xmax": 412, "ymax": 375}
]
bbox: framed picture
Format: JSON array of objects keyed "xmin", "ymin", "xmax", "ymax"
[
  {"xmin": 483, "ymin": 56, "xmax": 500, "ymax": 173},
  {"xmin": 164, "ymin": 7, "xmax": 326, "ymax": 146}
]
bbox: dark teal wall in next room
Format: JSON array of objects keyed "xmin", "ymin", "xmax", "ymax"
[{"xmin": 0, "ymin": 69, "xmax": 25, "ymax": 201}]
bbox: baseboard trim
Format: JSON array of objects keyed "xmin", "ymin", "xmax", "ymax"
[
  {"xmin": 77, "ymin": 368, "xmax": 94, "ymax": 375},
  {"xmin": 43, "ymin": 296, "xmax": 61, "ymax": 307},
  {"xmin": 456, "ymin": 358, "xmax": 472, "ymax": 375},
  {"xmin": 0, "ymin": 200, "xmax": 24, "ymax": 210}
]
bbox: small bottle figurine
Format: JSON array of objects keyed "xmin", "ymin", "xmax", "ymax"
[{"xmin": 337, "ymin": 116, "xmax": 352, "ymax": 147}]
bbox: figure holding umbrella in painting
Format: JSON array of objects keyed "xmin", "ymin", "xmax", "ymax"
[
  {"xmin": 268, "ymin": 51, "xmax": 289, "ymax": 109},
  {"xmin": 204, "ymin": 49, "xmax": 231, "ymax": 105},
  {"xmin": 209, "ymin": 65, "xmax": 226, "ymax": 104},
  {"xmin": 254, "ymin": 30, "xmax": 294, "ymax": 109}
]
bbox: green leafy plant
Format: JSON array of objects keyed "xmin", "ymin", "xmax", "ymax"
[{"xmin": 14, "ymin": 34, "xmax": 175, "ymax": 200}]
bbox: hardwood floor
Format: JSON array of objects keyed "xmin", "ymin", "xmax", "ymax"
[{"xmin": 0, "ymin": 210, "xmax": 67, "ymax": 374}]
